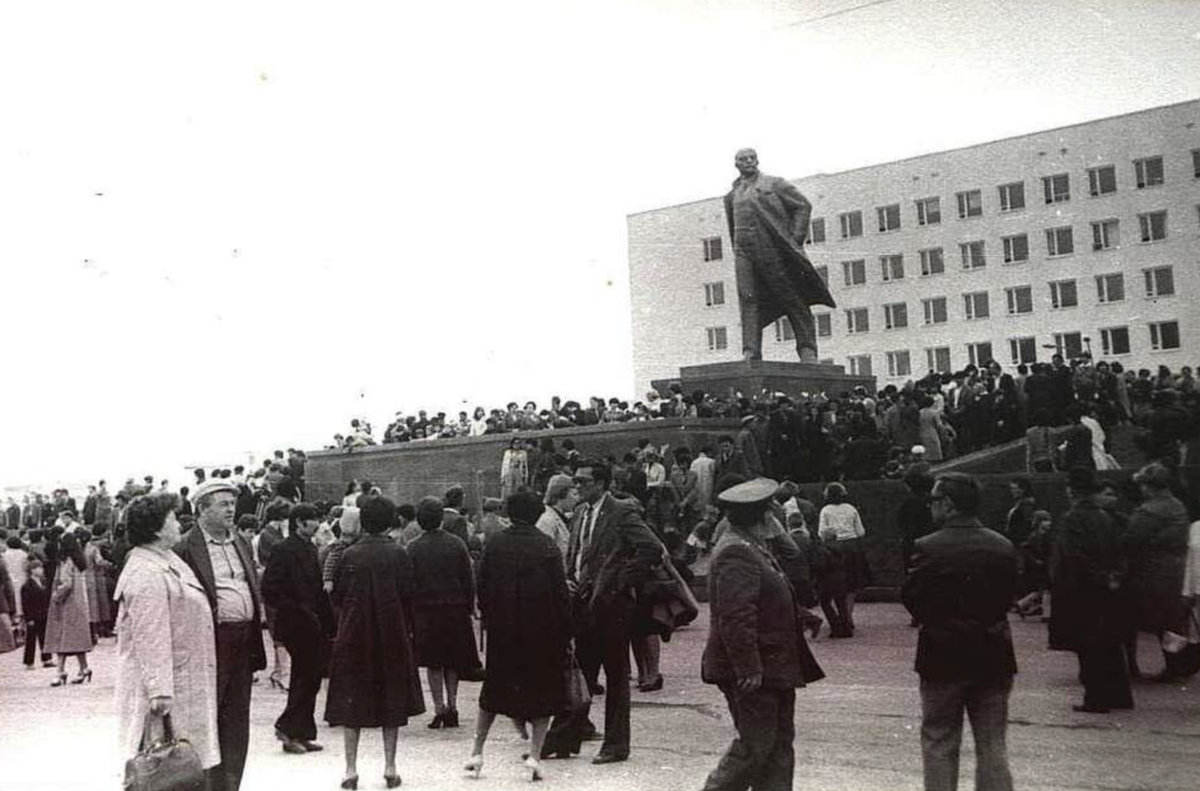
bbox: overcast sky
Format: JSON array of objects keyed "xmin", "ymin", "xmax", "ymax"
[{"xmin": 2, "ymin": 0, "xmax": 1199, "ymax": 492}]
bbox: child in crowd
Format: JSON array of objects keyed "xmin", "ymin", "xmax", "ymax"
[{"xmin": 21, "ymin": 558, "xmax": 52, "ymax": 669}]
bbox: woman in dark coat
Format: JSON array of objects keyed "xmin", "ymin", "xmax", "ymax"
[
  {"xmin": 407, "ymin": 496, "xmax": 479, "ymax": 729},
  {"xmin": 464, "ymin": 489, "xmax": 571, "ymax": 782},
  {"xmin": 325, "ymin": 496, "xmax": 425, "ymax": 790}
]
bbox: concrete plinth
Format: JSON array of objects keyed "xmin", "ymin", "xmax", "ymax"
[{"xmin": 656, "ymin": 359, "xmax": 876, "ymax": 401}]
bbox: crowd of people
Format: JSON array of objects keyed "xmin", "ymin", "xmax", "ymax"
[{"xmin": 2, "ymin": 356, "xmax": 1200, "ymax": 790}]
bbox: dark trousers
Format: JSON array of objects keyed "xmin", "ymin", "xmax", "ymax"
[
  {"xmin": 209, "ymin": 622, "xmax": 255, "ymax": 791},
  {"xmin": 819, "ymin": 592, "xmax": 850, "ymax": 636},
  {"xmin": 275, "ymin": 629, "xmax": 323, "ymax": 741},
  {"xmin": 22, "ymin": 618, "xmax": 49, "ymax": 666},
  {"xmin": 1077, "ymin": 645, "xmax": 1133, "ymax": 709},
  {"xmin": 702, "ymin": 685, "xmax": 795, "ymax": 791},
  {"xmin": 544, "ymin": 601, "xmax": 632, "ymax": 758},
  {"xmin": 919, "ymin": 676, "xmax": 1014, "ymax": 791}
]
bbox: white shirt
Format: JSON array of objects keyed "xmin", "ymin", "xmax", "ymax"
[{"xmin": 819, "ymin": 503, "xmax": 866, "ymax": 542}]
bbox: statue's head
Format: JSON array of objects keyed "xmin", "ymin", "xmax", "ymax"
[{"xmin": 734, "ymin": 148, "xmax": 759, "ymax": 177}]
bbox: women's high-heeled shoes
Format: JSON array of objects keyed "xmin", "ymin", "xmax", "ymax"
[
  {"xmin": 338, "ymin": 775, "xmax": 357, "ymax": 790},
  {"xmin": 384, "ymin": 773, "xmax": 402, "ymax": 788},
  {"xmin": 71, "ymin": 669, "xmax": 93, "ymax": 685},
  {"xmin": 50, "ymin": 673, "xmax": 69, "ymax": 687},
  {"xmin": 464, "ymin": 754, "xmax": 484, "ymax": 779},
  {"xmin": 524, "ymin": 756, "xmax": 542, "ymax": 782}
]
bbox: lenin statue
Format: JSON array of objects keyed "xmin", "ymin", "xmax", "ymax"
[{"xmin": 724, "ymin": 148, "xmax": 835, "ymax": 362}]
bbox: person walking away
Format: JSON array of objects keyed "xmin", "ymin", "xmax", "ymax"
[
  {"xmin": 465, "ymin": 489, "xmax": 572, "ymax": 781},
  {"xmin": 903, "ymin": 472, "xmax": 1018, "ymax": 791},
  {"xmin": 898, "ymin": 467, "xmax": 935, "ymax": 627},
  {"xmin": 700, "ymin": 478, "xmax": 824, "ymax": 791},
  {"xmin": 115, "ymin": 494, "xmax": 220, "ymax": 780},
  {"xmin": 817, "ymin": 483, "xmax": 871, "ymax": 636},
  {"xmin": 325, "ymin": 496, "xmax": 425, "ymax": 789},
  {"xmin": 1048, "ymin": 468, "xmax": 1134, "ymax": 712},
  {"xmin": 174, "ymin": 480, "xmax": 267, "ymax": 791},
  {"xmin": 258, "ymin": 499, "xmax": 293, "ymax": 691},
  {"xmin": 44, "ymin": 531, "xmax": 94, "ymax": 686},
  {"xmin": 262, "ymin": 502, "xmax": 336, "ymax": 754},
  {"xmin": 407, "ymin": 496, "xmax": 479, "ymax": 729}
]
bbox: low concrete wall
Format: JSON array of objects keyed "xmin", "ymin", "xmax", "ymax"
[{"xmin": 306, "ymin": 419, "xmax": 741, "ymax": 509}]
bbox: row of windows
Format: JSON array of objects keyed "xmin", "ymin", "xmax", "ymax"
[
  {"xmin": 800, "ymin": 151, "xmax": 1200, "ymax": 243},
  {"xmin": 704, "ymin": 265, "xmax": 1176, "ymax": 333},
  {"xmin": 830, "ymin": 321, "xmax": 1183, "ymax": 378}
]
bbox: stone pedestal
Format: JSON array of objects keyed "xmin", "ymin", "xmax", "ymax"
[{"xmin": 655, "ymin": 360, "xmax": 876, "ymax": 401}]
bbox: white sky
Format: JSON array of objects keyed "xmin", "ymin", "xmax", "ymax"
[{"xmin": 2, "ymin": 0, "xmax": 1199, "ymax": 491}]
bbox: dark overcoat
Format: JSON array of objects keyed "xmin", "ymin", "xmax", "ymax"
[
  {"xmin": 261, "ymin": 534, "xmax": 335, "ymax": 645},
  {"xmin": 1126, "ymin": 494, "xmax": 1190, "ymax": 634},
  {"xmin": 1048, "ymin": 500, "xmax": 1132, "ymax": 651},
  {"xmin": 902, "ymin": 517, "xmax": 1018, "ymax": 681},
  {"xmin": 702, "ymin": 532, "xmax": 824, "ymax": 688},
  {"xmin": 477, "ymin": 522, "xmax": 571, "ymax": 719},
  {"xmin": 324, "ymin": 535, "xmax": 425, "ymax": 727}
]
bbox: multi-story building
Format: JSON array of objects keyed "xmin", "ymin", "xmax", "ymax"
[{"xmin": 628, "ymin": 99, "xmax": 1200, "ymax": 395}]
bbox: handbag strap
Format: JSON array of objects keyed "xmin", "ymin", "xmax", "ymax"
[{"xmin": 139, "ymin": 712, "xmax": 175, "ymax": 752}]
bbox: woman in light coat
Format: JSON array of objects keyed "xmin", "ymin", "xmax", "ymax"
[
  {"xmin": 44, "ymin": 531, "xmax": 94, "ymax": 685},
  {"xmin": 114, "ymin": 493, "xmax": 219, "ymax": 772}
]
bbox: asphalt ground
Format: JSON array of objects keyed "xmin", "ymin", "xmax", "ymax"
[{"xmin": 2, "ymin": 603, "xmax": 1197, "ymax": 791}]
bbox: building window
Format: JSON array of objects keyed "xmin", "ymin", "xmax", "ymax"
[
  {"xmin": 1134, "ymin": 156, "xmax": 1165, "ymax": 189},
  {"xmin": 846, "ymin": 307, "xmax": 870, "ymax": 334},
  {"xmin": 1002, "ymin": 233, "xmax": 1029, "ymax": 264},
  {"xmin": 966, "ymin": 341, "xmax": 994, "ymax": 367},
  {"xmin": 998, "ymin": 181, "xmax": 1025, "ymax": 212},
  {"xmin": 1144, "ymin": 266, "xmax": 1175, "ymax": 298},
  {"xmin": 1005, "ymin": 285, "xmax": 1033, "ymax": 315},
  {"xmin": 1046, "ymin": 226, "xmax": 1074, "ymax": 257},
  {"xmin": 877, "ymin": 204, "xmax": 901, "ymax": 233},
  {"xmin": 1193, "ymin": 149, "xmax": 1200, "ymax": 179},
  {"xmin": 916, "ymin": 197, "xmax": 941, "ymax": 226},
  {"xmin": 816, "ymin": 313, "xmax": 832, "ymax": 338},
  {"xmin": 956, "ymin": 189, "xmax": 983, "ymax": 218},
  {"xmin": 1088, "ymin": 165, "xmax": 1117, "ymax": 196},
  {"xmin": 702, "ymin": 237, "xmax": 723, "ymax": 262},
  {"xmin": 1100, "ymin": 326, "xmax": 1131, "ymax": 356},
  {"xmin": 848, "ymin": 354, "xmax": 872, "ymax": 377},
  {"xmin": 1049, "ymin": 279, "xmax": 1078, "ymax": 310},
  {"xmin": 926, "ymin": 346, "xmax": 952, "ymax": 373},
  {"xmin": 839, "ymin": 211, "xmax": 863, "ymax": 239},
  {"xmin": 1091, "ymin": 219, "xmax": 1119, "ymax": 251},
  {"xmin": 774, "ymin": 318, "xmax": 795, "ymax": 342},
  {"xmin": 816, "ymin": 265, "xmax": 829, "ymax": 286},
  {"xmin": 1054, "ymin": 331, "xmax": 1084, "ymax": 359},
  {"xmin": 919, "ymin": 247, "xmax": 945, "ymax": 276},
  {"xmin": 963, "ymin": 291, "xmax": 989, "ymax": 320},
  {"xmin": 884, "ymin": 302, "xmax": 908, "ymax": 330},
  {"xmin": 1138, "ymin": 210, "xmax": 1167, "ymax": 242},
  {"xmin": 703, "ymin": 281, "xmax": 725, "ymax": 307},
  {"xmin": 807, "ymin": 218, "xmax": 826, "ymax": 244},
  {"xmin": 1009, "ymin": 337, "xmax": 1037, "ymax": 365},
  {"xmin": 922, "ymin": 297, "xmax": 948, "ymax": 325},
  {"xmin": 886, "ymin": 350, "xmax": 912, "ymax": 378},
  {"xmin": 1149, "ymin": 320, "xmax": 1181, "ymax": 351},
  {"xmin": 960, "ymin": 240, "xmax": 986, "ymax": 270},
  {"xmin": 706, "ymin": 326, "xmax": 727, "ymax": 351},
  {"xmin": 880, "ymin": 254, "xmax": 905, "ymax": 282},
  {"xmin": 842, "ymin": 259, "xmax": 867, "ymax": 287},
  {"xmin": 1042, "ymin": 173, "xmax": 1070, "ymax": 204},
  {"xmin": 1095, "ymin": 273, "xmax": 1125, "ymax": 304}
]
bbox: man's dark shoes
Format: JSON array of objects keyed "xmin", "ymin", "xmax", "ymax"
[
  {"xmin": 300, "ymin": 740, "xmax": 324, "ymax": 752},
  {"xmin": 591, "ymin": 753, "xmax": 628, "ymax": 765},
  {"xmin": 637, "ymin": 676, "xmax": 663, "ymax": 692},
  {"xmin": 282, "ymin": 739, "xmax": 308, "ymax": 754}
]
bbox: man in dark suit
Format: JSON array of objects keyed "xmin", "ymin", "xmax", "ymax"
[
  {"xmin": 902, "ymin": 472, "xmax": 1018, "ymax": 791},
  {"xmin": 701, "ymin": 478, "xmax": 824, "ymax": 791},
  {"xmin": 262, "ymin": 502, "xmax": 335, "ymax": 753},
  {"xmin": 175, "ymin": 480, "xmax": 268, "ymax": 791},
  {"xmin": 542, "ymin": 460, "xmax": 662, "ymax": 764}
]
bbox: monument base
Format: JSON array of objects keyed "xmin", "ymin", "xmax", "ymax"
[{"xmin": 655, "ymin": 360, "xmax": 877, "ymax": 401}]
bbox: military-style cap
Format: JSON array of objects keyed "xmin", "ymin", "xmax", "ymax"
[
  {"xmin": 717, "ymin": 477, "xmax": 780, "ymax": 505},
  {"xmin": 190, "ymin": 479, "xmax": 239, "ymax": 504}
]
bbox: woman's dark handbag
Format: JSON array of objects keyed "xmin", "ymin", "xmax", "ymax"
[
  {"xmin": 123, "ymin": 713, "xmax": 206, "ymax": 791},
  {"xmin": 563, "ymin": 647, "xmax": 592, "ymax": 711}
]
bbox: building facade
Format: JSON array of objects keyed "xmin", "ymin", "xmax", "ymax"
[{"xmin": 628, "ymin": 99, "xmax": 1200, "ymax": 395}]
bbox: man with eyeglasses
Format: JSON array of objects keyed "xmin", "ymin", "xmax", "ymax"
[{"xmin": 902, "ymin": 473, "xmax": 1018, "ymax": 791}]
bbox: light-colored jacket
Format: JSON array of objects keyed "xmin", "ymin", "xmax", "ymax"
[
  {"xmin": 44, "ymin": 559, "xmax": 93, "ymax": 653},
  {"xmin": 114, "ymin": 547, "xmax": 219, "ymax": 768}
]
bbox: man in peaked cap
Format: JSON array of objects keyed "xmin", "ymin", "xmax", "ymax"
[
  {"xmin": 174, "ymin": 478, "xmax": 267, "ymax": 791},
  {"xmin": 701, "ymin": 477, "xmax": 824, "ymax": 791}
]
